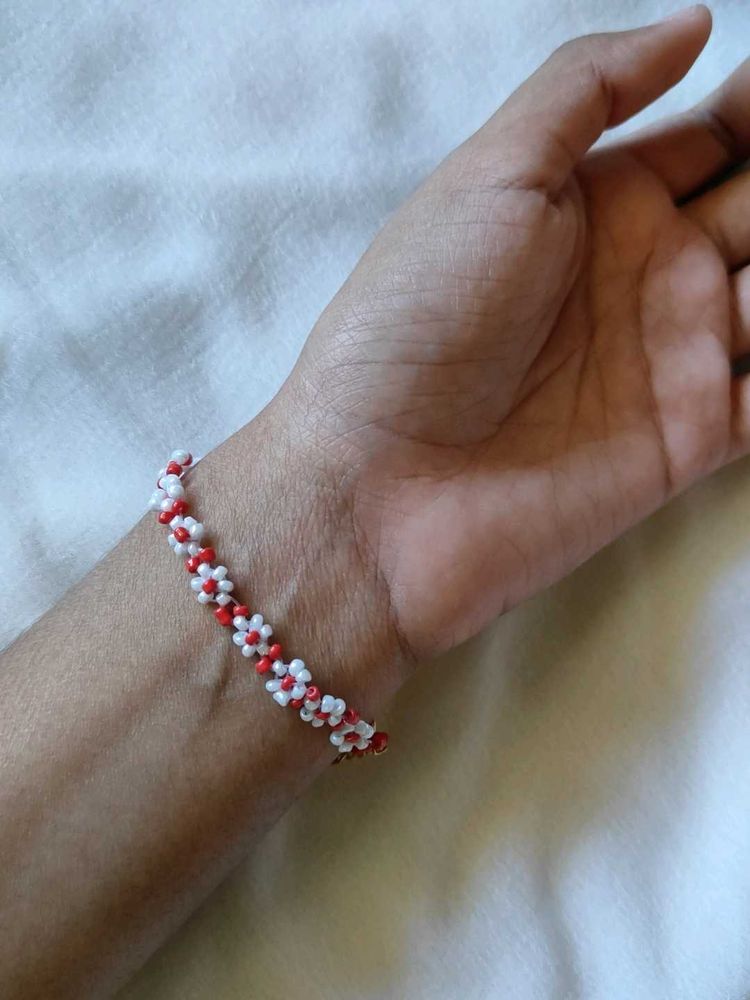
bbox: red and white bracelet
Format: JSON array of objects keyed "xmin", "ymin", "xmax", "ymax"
[{"xmin": 148, "ymin": 449, "xmax": 388, "ymax": 761}]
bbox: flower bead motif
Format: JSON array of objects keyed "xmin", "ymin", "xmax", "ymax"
[
  {"xmin": 328, "ymin": 717, "xmax": 376, "ymax": 752},
  {"xmin": 263, "ymin": 659, "xmax": 313, "ymax": 707},
  {"xmin": 231, "ymin": 612, "xmax": 273, "ymax": 657},
  {"xmin": 313, "ymin": 693, "xmax": 347, "ymax": 729},
  {"xmin": 167, "ymin": 515, "xmax": 204, "ymax": 555},
  {"xmin": 287, "ymin": 659, "xmax": 312, "ymax": 698},
  {"xmin": 190, "ymin": 561, "xmax": 234, "ymax": 605}
]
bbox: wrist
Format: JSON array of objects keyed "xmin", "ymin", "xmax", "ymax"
[{"xmin": 192, "ymin": 395, "xmax": 414, "ymax": 732}]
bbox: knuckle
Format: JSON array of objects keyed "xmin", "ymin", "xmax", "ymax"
[{"xmin": 553, "ymin": 32, "xmax": 601, "ymax": 62}]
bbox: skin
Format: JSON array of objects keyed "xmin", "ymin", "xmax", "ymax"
[{"xmin": 3, "ymin": 5, "xmax": 750, "ymax": 996}]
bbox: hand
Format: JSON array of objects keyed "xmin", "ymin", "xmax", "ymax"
[{"xmin": 270, "ymin": 6, "xmax": 750, "ymax": 662}]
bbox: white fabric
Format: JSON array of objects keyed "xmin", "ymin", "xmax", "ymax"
[{"xmin": 3, "ymin": 2, "xmax": 750, "ymax": 997}]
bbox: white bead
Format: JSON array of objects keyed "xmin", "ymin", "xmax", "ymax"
[
  {"xmin": 265, "ymin": 678, "xmax": 281, "ymax": 693},
  {"xmin": 188, "ymin": 522, "xmax": 203, "ymax": 540},
  {"xmin": 257, "ymin": 642, "xmax": 269, "ymax": 656},
  {"xmin": 216, "ymin": 593, "xmax": 231, "ymax": 606},
  {"xmin": 166, "ymin": 482, "xmax": 184, "ymax": 499},
  {"xmin": 149, "ymin": 488, "xmax": 167, "ymax": 510},
  {"xmin": 211, "ymin": 565, "xmax": 227, "ymax": 580},
  {"xmin": 291, "ymin": 684, "xmax": 307, "ymax": 700},
  {"xmin": 333, "ymin": 698, "xmax": 346, "ymax": 716},
  {"xmin": 300, "ymin": 708, "xmax": 314, "ymax": 722},
  {"xmin": 338, "ymin": 742, "xmax": 353, "ymax": 753},
  {"xmin": 186, "ymin": 542, "xmax": 199, "ymax": 556},
  {"xmin": 233, "ymin": 616, "xmax": 249, "ymax": 631},
  {"xmin": 218, "ymin": 580, "xmax": 233, "ymax": 593},
  {"xmin": 197, "ymin": 591, "xmax": 212, "ymax": 604},
  {"xmin": 356, "ymin": 721, "xmax": 374, "ymax": 740},
  {"xmin": 304, "ymin": 698, "xmax": 320, "ymax": 711},
  {"xmin": 232, "ymin": 631, "xmax": 246, "ymax": 647},
  {"xmin": 320, "ymin": 695, "xmax": 335, "ymax": 714},
  {"xmin": 272, "ymin": 661, "xmax": 287, "ymax": 677},
  {"xmin": 169, "ymin": 515, "xmax": 183, "ymax": 529},
  {"xmin": 168, "ymin": 535, "xmax": 178, "ymax": 549},
  {"xmin": 190, "ymin": 577, "xmax": 203, "ymax": 592},
  {"xmin": 197, "ymin": 563, "xmax": 212, "ymax": 578},
  {"xmin": 170, "ymin": 449, "xmax": 190, "ymax": 464},
  {"xmin": 241, "ymin": 644, "xmax": 254, "ymax": 657},
  {"xmin": 330, "ymin": 732, "xmax": 345, "ymax": 747},
  {"xmin": 260, "ymin": 624, "xmax": 273, "ymax": 640},
  {"xmin": 297, "ymin": 669, "xmax": 312, "ymax": 684},
  {"xmin": 249, "ymin": 614, "xmax": 264, "ymax": 630},
  {"xmin": 327, "ymin": 715, "xmax": 341, "ymax": 728},
  {"xmin": 273, "ymin": 690, "xmax": 291, "ymax": 707},
  {"xmin": 311, "ymin": 717, "xmax": 325, "ymax": 728},
  {"xmin": 289, "ymin": 659, "xmax": 305, "ymax": 678},
  {"xmin": 183, "ymin": 516, "xmax": 196, "ymax": 528},
  {"xmin": 161, "ymin": 473, "xmax": 180, "ymax": 487},
  {"xmin": 174, "ymin": 543, "xmax": 189, "ymax": 555}
]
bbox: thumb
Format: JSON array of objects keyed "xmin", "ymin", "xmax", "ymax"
[{"xmin": 470, "ymin": 5, "xmax": 712, "ymax": 196}]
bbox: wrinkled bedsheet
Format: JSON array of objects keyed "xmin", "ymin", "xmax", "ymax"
[{"xmin": 3, "ymin": 2, "xmax": 750, "ymax": 997}]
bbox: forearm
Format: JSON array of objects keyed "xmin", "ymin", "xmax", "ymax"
[{"xmin": 0, "ymin": 397, "xmax": 410, "ymax": 998}]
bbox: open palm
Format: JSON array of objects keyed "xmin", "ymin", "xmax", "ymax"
[{"xmin": 284, "ymin": 7, "xmax": 750, "ymax": 659}]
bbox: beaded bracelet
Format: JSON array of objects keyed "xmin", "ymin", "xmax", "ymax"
[{"xmin": 148, "ymin": 449, "xmax": 388, "ymax": 761}]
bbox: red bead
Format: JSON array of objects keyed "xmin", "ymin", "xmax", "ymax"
[
  {"xmin": 280, "ymin": 675, "xmax": 295, "ymax": 691},
  {"xmin": 290, "ymin": 698, "xmax": 305, "ymax": 709},
  {"xmin": 345, "ymin": 731, "xmax": 360, "ymax": 743},
  {"xmin": 157, "ymin": 510, "xmax": 173, "ymax": 524},
  {"xmin": 269, "ymin": 643, "xmax": 283, "ymax": 661},
  {"xmin": 185, "ymin": 556, "xmax": 200, "ymax": 573},
  {"xmin": 330, "ymin": 720, "xmax": 346, "ymax": 731},
  {"xmin": 171, "ymin": 499, "xmax": 188, "ymax": 515},
  {"xmin": 166, "ymin": 461, "xmax": 183, "ymax": 475},
  {"xmin": 198, "ymin": 547, "xmax": 215, "ymax": 564},
  {"xmin": 173, "ymin": 526, "xmax": 189, "ymax": 543},
  {"xmin": 255, "ymin": 656, "xmax": 272, "ymax": 675},
  {"xmin": 342, "ymin": 708, "xmax": 359, "ymax": 727},
  {"xmin": 314, "ymin": 710, "xmax": 330, "ymax": 720},
  {"xmin": 306, "ymin": 685, "xmax": 320, "ymax": 703},
  {"xmin": 370, "ymin": 731, "xmax": 389, "ymax": 754},
  {"xmin": 233, "ymin": 605, "xmax": 249, "ymax": 618},
  {"xmin": 214, "ymin": 606, "xmax": 234, "ymax": 626},
  {"xmin": 246, "ymin": 629, "xmax": 260, "ymax": 645},
  {"xmin": 202, "ymin": 578, "xmax": 218, "ymax": 594}
]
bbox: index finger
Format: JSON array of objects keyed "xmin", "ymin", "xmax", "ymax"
[{"xmin": 614, "ymin": 56, "xmax": 750, "ymax": 200}]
